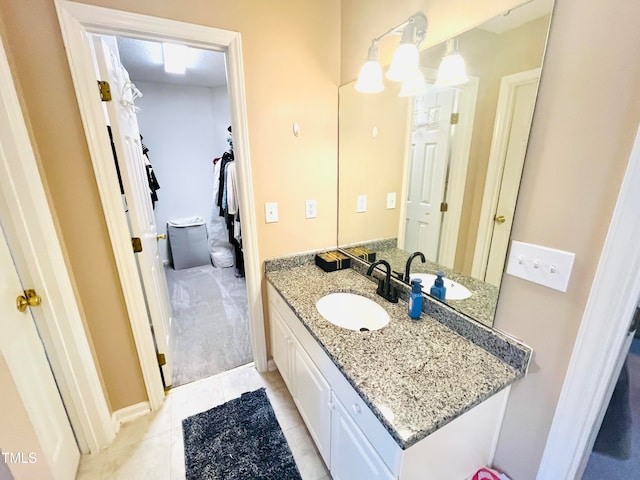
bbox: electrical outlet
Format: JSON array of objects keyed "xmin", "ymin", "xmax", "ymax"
[
  {"xmin": 305, "ymin": 199, "xmax": 317, "ymax": 219},
  {"xmin": 265, "ymin": 202, "xmax": 278, "ymax": 223},
  {"xmin": 506, "ymin": 240, "xmax": 576, "ymax": 292},
  {"xmin": 386, "ymin": 192, "xmax": 396, "ymax": 209},
  {"xmin": 357, "ymin": 195, "xmax": 367, "ymax": 213}
]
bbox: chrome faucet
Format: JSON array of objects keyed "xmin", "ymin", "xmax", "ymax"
[
  {"xmin": 366, "ymin": 260, "xmax": 398, "ymax": 303},
  {"xmin": 404, "ymin": 251, "xmax": 426, "ymax": 284}
]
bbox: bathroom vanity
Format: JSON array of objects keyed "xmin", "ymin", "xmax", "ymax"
[{"xmin": 265, "ymin": 257, "xmax": 530, "ymax": 479}]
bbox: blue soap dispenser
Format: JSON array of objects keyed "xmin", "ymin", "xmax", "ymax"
[
  {"xmin": 430, "ymin": 271, "xmax": 447, "ymax": 301},
  {"xmin": 408, "ymin": 278, "xmax": 423, "ymax": 319}
]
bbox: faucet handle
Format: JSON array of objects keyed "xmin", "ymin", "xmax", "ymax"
[
  {"xmin": 392, "ymin": 270, "xmax": 405, "ymax": 282},
  {"xmin": 387, "ymin": 285, "xmax": 399, "ymax": 303}
]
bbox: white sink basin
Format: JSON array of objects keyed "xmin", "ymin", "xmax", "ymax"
[
  {"xmin": 409, "ymin": 273, "xmax": 473, "ymax": 300},
  {"xmin": 316, "ymin": 293, "xmax": 390, "ymax": 332}
]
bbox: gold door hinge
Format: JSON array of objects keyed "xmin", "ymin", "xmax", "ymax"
[
  {"xmin": 131, "ymin": 237, "xmax": 143, "ymax": 253},
  {"xmin": 440, "ymin": 202, "xmax": 448, "ymax": 212},
  {"xmin": 98, "ymin": 81, "xmax": 112, "ymax": 102},
  {"xmin": 157, "ymin": 353, "xmax": 166, "ymax": 366},
  {"xmin": 450, "ymin": 113, "xmax": 459, "ymax": 125}
]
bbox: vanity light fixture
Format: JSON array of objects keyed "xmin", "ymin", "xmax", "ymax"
[
  {"xmin": 163, "ymin": 43, "xmax": 188, "ymax": 75},
  {"xmin": 434, "ymin": 38, "xmax": 469, "ymax": 87},
  {"xmin": 355, "ymin": 42, "xmax": 384, "ymax": 93},
  {"xmin": 355, "ymin": 12, "xmax": 428, "ymax": 94}
]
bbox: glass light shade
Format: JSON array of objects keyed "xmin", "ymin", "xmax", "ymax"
[
  {"xmin": 435, "ymin": 53, "xmax": 468, "ymax": 87},
  {"xmin": 386, "ymin": 43, "xmax": 421, "ymax": 82},
  {"xmin": 355, "ymin": 60, "xmax": 384, "ymax": 93},
  {"xmin": 399, "ymin": 72, "xmax": 428, "ymax": 97}
]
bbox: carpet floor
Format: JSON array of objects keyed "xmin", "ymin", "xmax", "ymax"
[
  {"xmin": 166, "ymin": 264, "xmax": 253, "ymax": 387},
  {"xmin": 182, "ymin": 388, "xmax": 302, "ymax": 480}
]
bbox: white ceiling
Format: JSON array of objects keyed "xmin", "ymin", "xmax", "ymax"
[{"xmin": 116, "ymin": 36, "xmax": 227, "ymax": 88}]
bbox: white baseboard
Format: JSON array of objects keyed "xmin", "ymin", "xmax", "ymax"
[{"xmin": 111, "ymin": 401, "xmax": 151, "ymax": 434}]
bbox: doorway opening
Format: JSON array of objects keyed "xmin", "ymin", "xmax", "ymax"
[
  {"xmin": 582, "ymin": 315, "xmax": 640, "ymax": 478},
  {"xmin": 92, "ymin": 33, "xmax": 253, "ymax": 388},
  {"xmin": 56, "ymin": 0, "xmax": 267, "ymax": 410}
]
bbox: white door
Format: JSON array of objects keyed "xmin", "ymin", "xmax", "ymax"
[
  {"xmin": 484, "ymin": 79, "xmax": 539, "ymax": 285},
  {"xmin": 0, "ymin": 225, "xmax": 79, "ymax": 480},
  {"xmin": 403, "ymin": 88, "xmax": 456, "ymax": 261},
  {"xmin": 93, "ymin": 37, "xmax": 174, "ymax": 386}
]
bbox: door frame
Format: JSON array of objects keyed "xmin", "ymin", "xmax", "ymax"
[
  {"xmin": 55, "ymin": 0, "xmax": 267, "ymax": 410},
  {"xmin": 537, "ymin": 124, "xmax": 640, "ymax": 478},
  {"xmin": 472, "ymin": 68, "xmax": 541, "ymax": 280},
  {"xmin": 0, "ymin": 33, "xmax": 113, "ymax": 453}
]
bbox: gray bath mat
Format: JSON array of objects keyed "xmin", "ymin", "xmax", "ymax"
[{"xmin": 182, "ymin": 388, "xmax": 301, "ymax": 479}]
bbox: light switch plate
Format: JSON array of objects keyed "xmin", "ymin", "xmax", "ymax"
[
  {"xmin": 305, "ymin": 199, "xmax": 317, "ymax": 219},
  {"xmin": 265, "ymin": 202, "xmax": 278, "ymax": 223},
  {"xmin": 386, "ymin": 192, "xmax": 396, "ymax": 209},
  {"xmin": 506, "ymin": 240, "xmax": 576, "ymax": 292},
  {"xmin": 357, "ymin": 195, "xmax": 367, "ymax": 213}
]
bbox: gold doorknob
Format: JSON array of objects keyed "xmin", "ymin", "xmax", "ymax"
[
  {"xmin": 156, "ymin": 234, "xmax": 166, "ymax": 240},
  {"xmin": 494, "ymin": 215, "xmax": 506, "ymax": 224},
  {"xmin": 16, "ymin": 289, "xmax": 42, "ymax": 313}
]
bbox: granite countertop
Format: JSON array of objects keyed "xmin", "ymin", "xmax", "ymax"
[
  {"xmin": 359, "ymin": 247, "xmax": 499, "ymax": 327},
  {"xmin": 265, "ymin": 261, "xmax": 530, "ymax": 450}
]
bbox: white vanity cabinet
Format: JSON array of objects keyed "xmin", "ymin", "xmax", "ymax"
[
  {"xmin": 267, "ymin": 282, "xmax": 509, "ymax": 480},
  {"xmin": 330, "ymin": 392, "xmax": 396, "ymax": 480},
  {"xmin": 269, "ymin": 287, "xmax": 332, "ymax": 465}
]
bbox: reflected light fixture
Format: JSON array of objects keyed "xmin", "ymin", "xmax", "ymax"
[
  {"xmin": 163, "ymin": 43, "xmax": 188, "ymax": 75},
  {"xmin": 355, "ymin": 12, "xmax": 428, "ymax": 94},
  {"xmin": 435, "ymin": 38, "xmax": 469, "ymax": 87},
  {"xmin": 399, "ymin": 71, "xmax": 428, "ymax": 97}
]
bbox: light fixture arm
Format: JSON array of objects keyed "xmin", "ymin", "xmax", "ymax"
[{"xmin": 370, "ymin": 12, "xmax": 428, "ymax": 47}]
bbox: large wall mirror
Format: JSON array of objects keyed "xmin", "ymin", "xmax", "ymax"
[{"xmin": 338, "ymin": 0, "xmax": 554, "ymax": 326}]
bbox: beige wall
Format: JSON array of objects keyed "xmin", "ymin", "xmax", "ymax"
[
  {"xmin": 342, "ymin": 0, "xmax": 640, "ymax": 478},
  {"xmin": 0, "ymin": 0, "xmax": 340, "ymax": 411},
  {"xmin": 492, "ymin": 0, "xmax": 640, "ymax": 476},
  {"xmin": 338, "ymin": 80, "xmax": 408, "ymax": 245},
  {"xmin": 454, "ymin": 16, "xmax": 549, "ymax": 273}
]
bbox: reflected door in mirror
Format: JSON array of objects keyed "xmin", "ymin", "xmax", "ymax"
[{"xmin": 403, "ymin": 88, "xmax": 456, "ymax": 263}]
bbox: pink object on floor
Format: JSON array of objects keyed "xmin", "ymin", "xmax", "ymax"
[{"xmin": 468, "ymin": 467, "xmax": 510, "ymax": 480}]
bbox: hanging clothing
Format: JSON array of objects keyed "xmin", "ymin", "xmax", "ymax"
[
  {"xmin": 216, "ymin": 150, "xmax": 234, "ymax": 216},
  {"xmin": 144, "ymin": 153, "xmax": 161, "ymax": 206}
]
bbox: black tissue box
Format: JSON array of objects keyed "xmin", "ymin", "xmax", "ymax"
[
  {"xmin": 344, "ymin": 247, "xmax": 376, "ymax": 263},
  {"xmin": 315, "ymin": 251, "xmax": 351, "ymax": 272}
]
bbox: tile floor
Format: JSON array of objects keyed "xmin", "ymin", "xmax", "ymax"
[{"xmin": 75, "ymin": 363, "xmax": 331, "ymax": 480}]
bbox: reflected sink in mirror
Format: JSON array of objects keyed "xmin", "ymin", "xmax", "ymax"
[
  {"xmin": 316, "ymin": 293, "xmax": 390, "ymax": 332},
  {"xmin": 410, "ymin": 273, "xmax": 472, "ymax": 300}
]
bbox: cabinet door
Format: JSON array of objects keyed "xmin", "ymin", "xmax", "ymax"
[
  {"xmin": 293, "ymin": 338, "xmax": 331, "ymax": 466},
  {"xmin": 330, "ymin": 393, "xmax": 395, "ymax": 480},
  {"xmin": 270, "ymin": 305, "xmax": 293, "ymax": 390}
]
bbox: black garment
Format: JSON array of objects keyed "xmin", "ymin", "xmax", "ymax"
[
  {"xmin": 226, "ymin": 213, "xmax": 244, "ymax": 277},
  {"xmin": 216, "ymin": 150, "xmax": 234, "ymax": 216},
  {"xmin": 146, "ymin": 163, "xmax": 160, "ymax": 205},
  {"xmin": 107, "ymin": 126, "xmax": 125, "ymax": 194}
]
